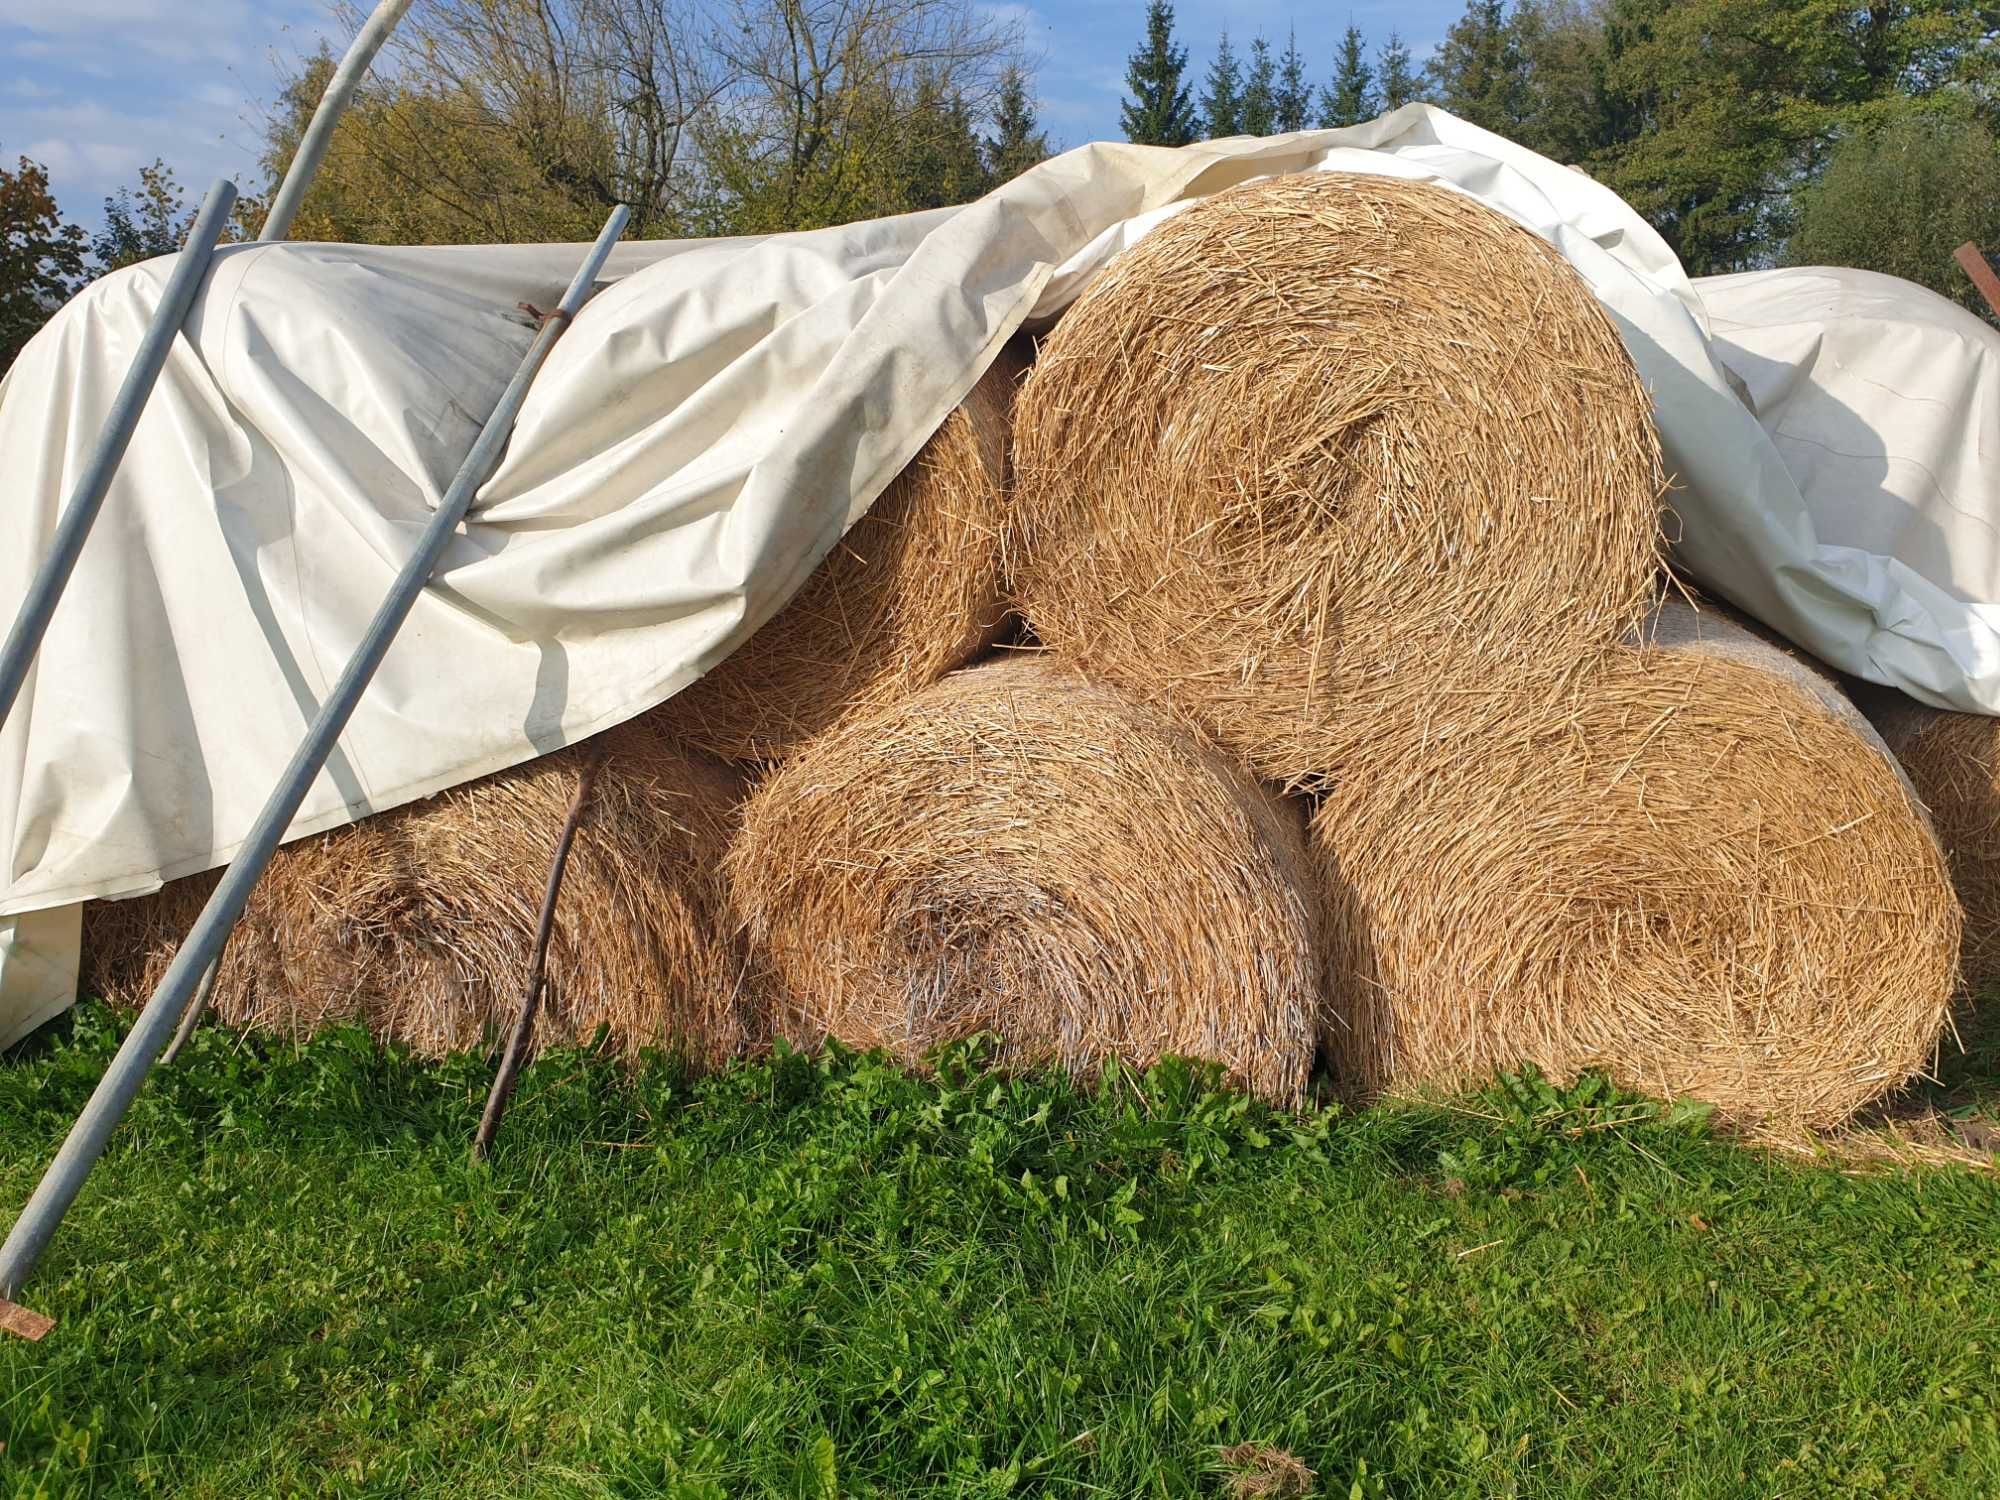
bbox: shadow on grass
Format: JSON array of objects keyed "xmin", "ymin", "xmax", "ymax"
[{"xmin": 1851, "ymin": 987, "xmax": 2000, "ymax": 1160}]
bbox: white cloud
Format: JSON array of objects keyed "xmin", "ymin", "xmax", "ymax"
[
  {"xmin": 0, "ymin": 0, "xmax": 329, "ymax": 224},
  {"xmin": 0, "ymin": 0, "xmax": 324, "ymax": 65},
  {"xmin": 978, "ymin": 2, "xmax": 1050, "ymax": 35},
  {"xmin": 21, "ymin": 136, "xmax": 138, "ymax": 182},
  {"xmin": 1038, "ymin": 95, "xmax": 1102, "ymax": 127}
]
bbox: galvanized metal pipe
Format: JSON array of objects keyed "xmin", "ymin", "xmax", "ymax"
[
  {"xmin": 259, "ymin": 0, "xmax": 417, "ymax": 243},
  {"xmin": 0, "ymin": 204, "xmax": 632, "ymax": 1300},
  {"xmin": 0, "ymin": 179, "xmax": 239, "ymax": 732}
]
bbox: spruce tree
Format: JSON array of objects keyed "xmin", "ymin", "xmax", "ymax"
[
  {"xmin": 1121, "ymin": 0, "xmax": 1198, "ymax": 146},
  {"xmin": 1201, "ymin": 31, "xmax": 1243, "ymax": 138},
  {"xmin": 1276, "ymin": 28, "xmax": 1311, "ymax": 133},
  {"xmin": 1240, "ymin": 36, "xmax": 1278, "ymax": 135},
  {"xmin": 1319, "ymin": 24, "xmax": 1376, "ymax": 127},
  {"xmin": 983, "ymin": 63, "xmax": 1051, "ymax": 183},
  {"xmin": 900, "ymin": 76, "xmax": 989, "ymax": 211},
  {"xmin": 1426, "ymin": 0, "xmax": 1527, "ymax": 132},
  {"xmin": 1378, "ymin": 31, "xmax": 1420, "ymax": 109}
]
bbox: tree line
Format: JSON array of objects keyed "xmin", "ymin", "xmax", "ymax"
[
  {"xmin": 2, "ymin": 0, "xmax": 1052, "ymax": 372},
  {"xmin": 5, "ymin": 0, "xmax": 1999, "ymax": 376},
  {"xmin": 1123, "ymin": 0, "xmax": 2000, "ymax": 300}
]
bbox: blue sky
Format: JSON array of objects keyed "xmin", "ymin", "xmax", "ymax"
[{"xmin": 1, "ymin": 0, "xmax": 1462, "ymax": 229}]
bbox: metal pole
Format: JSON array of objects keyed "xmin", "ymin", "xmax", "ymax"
[
  {"xmin": 0, "ymin": 180, "xmax": 238, "ymax": 732},
  {"xmin": 259, "ymin": 0, "xmax": 417, "ymax": 244},
  {"xmin": 0, "ymin": 204, "xmax": 632, "ymax": 1301}
]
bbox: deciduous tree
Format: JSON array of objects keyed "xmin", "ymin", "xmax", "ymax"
[
  {"xmin": 1788, "ymin": 102, "xmax": 2000, "ymax": 320},
  {"xmin": 93, "ymin": 161, "xmax": 192, "ymax": 272},
  {"xmin": 0, "ymin": 152, "xmax": 86, "ymax": 374}
]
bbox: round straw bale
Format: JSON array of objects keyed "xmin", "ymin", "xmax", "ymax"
[
  {"xmin": 1312, "ymin": 600, "xmax": 1960, "ymax": 1132},
  {"xmin": 1009, "ymin": 171, "xmax": 1666, "ymax": 787},
  {"xmin": 727, "ymin": 654, "xmax": 1322, "ymax": 1105},
  {"xmin": 81, "ymin": 722, "xmax": 760, "ymax": 1065},
  {"xmin": 1860, "ymin": 695, "xmax": 2000, "ymax": 992},
  {"xmin": 666, "ymin": 346, "xmax": 1023, "ymax": 763}
]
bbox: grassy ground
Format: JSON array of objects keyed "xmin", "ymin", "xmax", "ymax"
[{"xmin": 3, "ymin": 1005, "xmax": 1999, "ymax": 1499}]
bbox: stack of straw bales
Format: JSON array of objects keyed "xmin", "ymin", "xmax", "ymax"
[
  {"xmin": 998, "ymin": 170, "xmax": 1961, "ymax": 1129},
  {"xmin": 84, "ymin": 722, "xmax": 758, "ymax": 1065},
  {"xmin": 1859, "ymin": 695, "xmax": 2000, "ymax": 992},
  {"xmin": 668, "ymin": 347, "xmax": 1024, "ymax": 763},
  {"xmin": 84, "ymin": 348, "xmax": 1030, "ymax": 1068},
  {"xmin": 82, "ymin": 171, "xmax": 1974, "ymax": 1132},
  {"xmin": 728, "ymin": 656, "xmax": 1323, "ymax": 1105}
]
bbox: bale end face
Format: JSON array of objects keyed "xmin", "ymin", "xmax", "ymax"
[
  {"xmin": 1009, "ymin": 170, "xmax": 1666, "ymax": 787},
  {"xmin": 728, "ymin": 654, "xmax": 1323, "ymax": 1106},
  {"xmin": 1314, "ymin": 603, "xmax": 1961, "ymax": 1133},
  {"xmin": 1862, "ymin": 693, "xmax": 2000, "ymax": 994},
  {"xmin": 82, "ymin": 722, "xmax": 761, "ymax": 1067}
]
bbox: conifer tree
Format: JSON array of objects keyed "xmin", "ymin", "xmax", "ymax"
[
  {"xmin": 1121, "ymin": 0, "xmax": 1198, "ymax": 145},
  {"xmin": 1240, "ymin": 36, "xmax": 1278, "ymax": 135},
  {"xmin": 1201, "ymin": 31, "xmax": 1243, "ymax": 137},
  {"xmin": 983, "ymin": 63, "xmax": 1051, "ymax": 183},
  {"xmin": 1319, "ymin": 24, "xmax": 1376, "ymax": 126},
  {"xmin": 1378, "ymin": 31, "xmax": 1420, "ymax": 109},
  {"xmin": 1276, "ymin": 28, "xmax": 1311, "ymax": 132}
]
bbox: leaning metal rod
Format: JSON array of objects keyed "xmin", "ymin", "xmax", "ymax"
[
  {"xmin": 0, "ymin": 179, "xmax": 239, "ymax": 732},
  {"xmin": 168, "ymin": 0, "xmax": 418, "ymax": 1048},
  {"xmin": 0, "ymin": 204, "xmax": 632, "ymax": 1302},
  {"xmin": 259, "ymin": 0, "xmax": 416, "ymax": 243}
]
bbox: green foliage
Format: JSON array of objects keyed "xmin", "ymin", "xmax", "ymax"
[
  {"xmin": 91, "ymin": 161, "xmax": 191, "ymax": 274},
  {"xmin": 1427, "ymin": 0, "xmax": 1531, "ymax": 136},
  {"xmin": 1201, "ymin": 30, "xmax": 1243, "ymax": 139},
  {"xmin": 1595, "ymin": 0, "xmax": 1997, "ymax": 274},
  {"xmin": 0, "ymin": 151, "xmax": 86, "ymax": 376},
  {"xmin": 1276, "ymin": 30, "xmax": 1311, "ymax": 134},
  {"xmin": 1321, "ymin": 25, "xmax": 1377, "ymax": 129},
  {"xmin": 1507, "ymin": 0, "xmax": 1613, "ymax": 165},
  {"xmin": 1378, "ymin": 31, "xmax": 1421, "ymax": 110},
  {"xmin": 1121, "ymin": 0, "xmax": 1198, "ymax": 146},
  {"xmin": 252, "ymin": 42, "xmax": 615, "ymax": 245},
  {"xmin": 984, "ymin": 64, "xmax": 1051, "ymax": 183},
  {"xmin": 896, "ymin": 75, "xmax": 991, "ymax": 212},
  {"xmin": 254, "ymin": 0, "xmax": 1023, "ymax": 245},
  {"xmin": 1787, "ymin": 101, "xmax": 2000, "ymax": 318},
  {"xmin": 1241, "ymin": 37, "xmax": 1279, "ymax": 136},
  {"xmin": 702, "ymin": 0, "xmax": 1019, "ymax": 233},
  {"xmin": 3, "ymin": 1005, "xmax": 1999, "ymax": 1496}
]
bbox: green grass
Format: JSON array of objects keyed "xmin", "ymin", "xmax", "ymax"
[{"xmin": 3, "ymin": 1005, "xmax": 1999, "ymax": 1499}]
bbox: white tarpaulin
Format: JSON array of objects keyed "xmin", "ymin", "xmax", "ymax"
[
  {"xmin": 1, "ymin": 102, "xmax": 1990, "ymax": 1044},
  {"xmin": 1697, "ymin": 265, "xmax": 2000, "ymax": 709}
]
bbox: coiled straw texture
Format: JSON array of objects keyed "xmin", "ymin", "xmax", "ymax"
[{"xmin": 728, "ymin": 654, "xmax": 1322, "ymax": 1104}]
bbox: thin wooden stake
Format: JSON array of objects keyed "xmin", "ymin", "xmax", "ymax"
[
  {"xmin": 472, "ymin": 747, "xmax": 605, "ymax": 1162},
  {"xmin": 1954, "ymin": 242, "xmax": 2000, "ymax": 320},
  {"xmin": 0, "ymin": 1297, "xmax": 54, "ymax": 1341}
]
